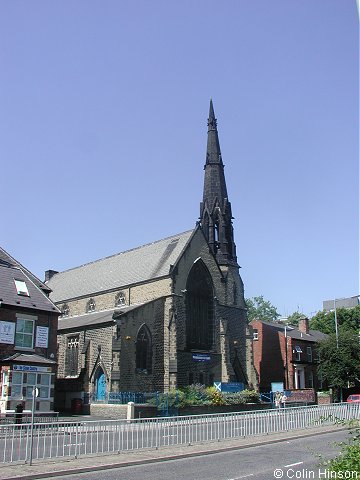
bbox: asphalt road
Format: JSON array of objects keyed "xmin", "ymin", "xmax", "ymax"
[{"xmin": 48, "ymin": 430, "xmax": 351, "ymax": 480}]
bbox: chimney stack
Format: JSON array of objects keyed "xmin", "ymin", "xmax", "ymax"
[
  {"xmin": 298, "ymin": 317, "xmax": 309, "ymax": 335},
  {"xmin": 45, "ymin": 270, "xmax": 58, "ymax": 282}
]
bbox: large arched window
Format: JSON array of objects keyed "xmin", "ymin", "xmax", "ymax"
[
  {"xmin": 185, "ymin": 260, "xmax": 214, "ymax": 350},
  {"xmin": 136, "ymin": 324, "xmax": 152, "ymax": 373}
]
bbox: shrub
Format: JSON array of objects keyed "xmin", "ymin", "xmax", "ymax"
[
  {"xmin": 223, "ymin": 389, "xmax": 260, "ymax": 405},
  {"xmin": 206, "ymin": 386, "xmax": 225, "ymax": 406},
  {"xmin": 322, "ymin": 421, "xmax": 360, "ymax": 473}
]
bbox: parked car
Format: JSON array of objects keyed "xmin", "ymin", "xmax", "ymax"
[{"xmin": 346, "ymin": 394, "xmax": 360, "ymax": 403}]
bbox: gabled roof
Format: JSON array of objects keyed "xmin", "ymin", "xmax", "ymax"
[
  {"xmin": 252, "ymin": 320, "xmax": 327, "ymax": 343},
  {"xmin": 0, "ymin": 263, "xmax": 60, "ymax": 313},
  {"xmin": 47, "ymin": 230, "xmax": 194, "ymax": 303},
  {"xmin": 0, "ymin": 247, "xmax": 51, "ymax": 294}
]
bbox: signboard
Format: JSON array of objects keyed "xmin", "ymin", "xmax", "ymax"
[
  {"xmin": 271, "ymin": 382, "xmax": 284, "ymax": 393},
  {"xmin": 13, "ymin": 364, "xmax": 52, "ymax": 373},
  {"xmin": 192, "ymin": 354, "xmax": 211, "ymax": 362},
  {"xmin": 0, "ymin": 321, "xmax": 15, "ymax": 344},
  {"xmin": 214, "ymin": 382, "xmax": 244, "ymax": 392},
  {"xmin": 35, "ymin": 326, "xmax": 49, "ymax": 348}
]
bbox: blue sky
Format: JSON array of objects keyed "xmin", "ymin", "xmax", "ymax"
[{"xmin": 0, "ymin": 1, "xmax": 358, "ymax": 317}]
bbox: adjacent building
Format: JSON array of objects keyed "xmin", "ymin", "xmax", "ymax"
[
  {"xmin": 46, "ymin": 102, "xmax": 254, "ymax": 410},
  {"xmin": 0, "ymin": 248, "xmax": 60, "ymax": 413},
  {"xmin": 250, "ymin": 318, "xmax": 327, "ymax": 393}
]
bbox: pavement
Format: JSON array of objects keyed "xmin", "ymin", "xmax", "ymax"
[{"xmin": 0, "ymin": 421, "xmax": 348, "ymax": 480}]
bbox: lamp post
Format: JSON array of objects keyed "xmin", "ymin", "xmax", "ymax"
[{"xmin": 333, "ymin": 298, "xmax": 339, "ymax": 349}]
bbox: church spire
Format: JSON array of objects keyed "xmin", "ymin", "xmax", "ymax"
[{"xmin": 200, "ymin": 100, "xmax": 238, "ymax": 266}]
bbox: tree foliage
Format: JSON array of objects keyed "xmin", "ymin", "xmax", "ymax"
[
  {"xmin": 317, "ymin": 330, "xmax": 360, "ymax": 389},
  {"xmin": 245, "ymin": 295, "xmax": 280, "ymax": 323},
  {"xmin": 284, "ymin": 311, "xmax": 306, "ymax": 327},
  {"xmin": 310, "ymin": 305, "xmax": 360, "ymax": 335},
  {"xmin": 324, "ymin": 423, "xmax": 360, "ymax": 473}
]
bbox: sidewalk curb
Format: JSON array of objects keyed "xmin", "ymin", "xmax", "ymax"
[{"xmin": 1, "ymin": 427, "xmax": 348, "ymax": 480}]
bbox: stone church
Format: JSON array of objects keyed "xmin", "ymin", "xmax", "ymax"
[{"xmin": 47, "ymin": 101, "xmax": 252, "ymax": 408}]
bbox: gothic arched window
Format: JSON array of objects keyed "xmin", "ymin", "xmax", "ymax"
[
  {"xmin": 136, "ymin": 324, "xmax": 152, "ymax": 373},
  {"xmin": 86, "ymin": 298, "xmax": 96, "ymax": 313},
  {"xmin": 61, "ymin": 304, "xmax": 70, "ymax": 317},
  {"xmin": 185, "ymin": 260, "xmax": 214, "ymax": 350}
]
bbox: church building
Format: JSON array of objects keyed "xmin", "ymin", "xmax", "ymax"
[{"xmin": 47, "ymin": 102, "xmax": 252, "ymax": 408}]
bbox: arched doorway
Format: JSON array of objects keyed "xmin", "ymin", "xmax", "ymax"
[{"xmin": 95, "ymin": 368, "xmax": 107, "ymax": 401}]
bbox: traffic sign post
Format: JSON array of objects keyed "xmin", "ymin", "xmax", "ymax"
[{"xmin": 28, "ymin": 386, "xmax": 39, "ymax": 465}]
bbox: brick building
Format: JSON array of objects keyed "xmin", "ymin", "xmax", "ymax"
[
  {"xmin": 0, "ymin": 248, "xmax": 60, "ymax": 413},
  {"xmin": 250, "ymin": 318, "xmax": 327, "ymax": 392},
  {"xmin": 47, "ymin": 102, "xmax": 255, "ymax": 409}
]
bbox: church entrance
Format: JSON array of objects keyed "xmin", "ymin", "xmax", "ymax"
[{"xmin": 95, "ymin": 368, "xmax": 107, "ymax": 401}]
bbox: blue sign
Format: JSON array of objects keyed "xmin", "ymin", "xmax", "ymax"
[
  {"xmin": 192, "ymin": 354, "xmax": 211, "ymax": 362},
  {"xmin": 214, "ymin": 382, "xmax": 244, "ymax": 393}
]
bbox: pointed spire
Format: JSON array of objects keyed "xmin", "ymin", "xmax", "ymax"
[
  {"xmin": 200, "ymin": 100, "xmax": 238, "ymax": 266},
  {"xmin": 206, "ymin": 99, "xmax": 223, "ymax": 166}
]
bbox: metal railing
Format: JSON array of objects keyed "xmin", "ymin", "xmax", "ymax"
[
  {"xmin": 0, "ymin": 403, "xmax": 358, "ymax": 464},
  {"xmin": 0, "ymin": 411, "xmax": 59, "ymax": 425}
]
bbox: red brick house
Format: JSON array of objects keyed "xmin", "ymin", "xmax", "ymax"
[
  {"xmin": 0, "ymin": 248, "xmax": 60, "ymax": 413},
  {"xmin": 250, "ymin": 318, "xmax": 327, "ymax": 392}
]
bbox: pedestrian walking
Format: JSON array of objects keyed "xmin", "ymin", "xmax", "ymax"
[
  {"xmin": 275, "ymin": 391, "xmax": 281, "ymax": 408},
  {"xmin": 280, "ymin": 393, "xmax": 287, "ymax": 408}
]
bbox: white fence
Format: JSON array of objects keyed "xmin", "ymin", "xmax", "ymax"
[{"xmin": 1, "ymin": 403, "xmax": 359, "ymax": 464}]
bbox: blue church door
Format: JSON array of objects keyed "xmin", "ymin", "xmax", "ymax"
[{"xmin": 96, "ymin": 369, "xmax": 107, "ymax": 401}]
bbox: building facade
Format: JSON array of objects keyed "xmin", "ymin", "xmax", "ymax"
[
  {"xmin": 0, "ymin": 248, "xmax": 60, "ymax": 413},
  {"xmin": 47, "ymin": 102, "xmax": 254, "ymax": 409},
  {"xmin": 250, "ymin": 318, "xmax": 327, "ymax": 392}
]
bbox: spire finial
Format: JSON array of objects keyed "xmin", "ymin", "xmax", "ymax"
[{"xmin": 208, "ymin": 99, "xmax": 217, "ymax": 130}]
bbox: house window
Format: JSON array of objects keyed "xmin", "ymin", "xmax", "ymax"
[
  {"xmin": 294, "ymin": 345, "xmax": 302, "ymax": 362},
  {"xmin": 14, "ymin": 279, "xmax": 29, "ymax": 296},
  {"xmin": 86, "ymin": 298, "xmax": 96, "ymax": 313},
  {"xmin": 15, "ymin": 318, "xmax": 34, "ymax": 349},
  {"xmin": 136, "ymin": 324, "xmax": 152, "ymax": 373},
  {"xmin": 253, "ymin": 329, "xmax": 259, "ymax": 341},
  {"xmin": 307, "ymin": 346, "xmax": 313, "ymax": 363},
  {"xmin": 65, "ymin": 335, "xmax": 79, "ymax": 376},
  {"xmin": 61, "ymin": 304, "xmax": 70, "ymax": 317},
  {"xmin": 115, "ymin": 291, "xmax": 126, "ymax": 307},
  {"xmin": 306, "ymin": 371, "xmax": 314, "ymax": 388},
  {"xmin": 10, "ymin": 371, "xmax": 52, "ymax": 400}
]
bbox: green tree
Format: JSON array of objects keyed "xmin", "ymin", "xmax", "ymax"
[
  {"xmin": 245, "ymin": 296, "xmax": 280, "ymax": 323},
  {"xmin": 310, "ymin": 305, "xmax": 360, "ymax": 335},
  {"xmin": 285, "ymin": 311, "xmax": 306, "ymax": 327},
  {"xmin": 317, "ymin": 330, "xmax": 360, "ymax": 390}
]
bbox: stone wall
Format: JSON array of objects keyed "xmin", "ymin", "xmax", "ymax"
[{"xmin": 57, "ymin": 278, "xmax": 171, "ymax": 318}]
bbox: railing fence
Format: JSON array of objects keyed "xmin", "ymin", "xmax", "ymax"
[{"xmin": 0, "ymin": 403, "xmax": 358, "ymax": 465}]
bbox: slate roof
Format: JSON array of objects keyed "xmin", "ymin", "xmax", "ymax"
[
  {"xmin": 254, "ymin": 320, "xmax": 327, "ymax": 343},
  {"xmin": 0, "ymin": 247, "xmax": 51, "ymax": 294},
  {"xmin": 2, "ymin": 353, "xmax": 56, "ymax": 365},
  {"xmin": 58, "ymin": 310, "xmax": 116, "ymax": 331},
  {"xmin": 58, "ymin": 303, "xmax": 145, "ymax": 331},
  {"xmin": 0, "ymin": 263, "xmax": 59, "ymax": 313},
  {"xmin": 47, "ymin": 230, "xmax": 194, "ymax": 303}
]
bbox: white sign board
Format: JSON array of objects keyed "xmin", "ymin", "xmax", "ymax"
[
  {"xmin": 0, "ymin": 321, "xmax": 15, "ymax": 344},
  {"xmin": 35, "ymin": 326, "xmax": 49, "ymax": 348}
]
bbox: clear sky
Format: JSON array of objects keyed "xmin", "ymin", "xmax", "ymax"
[{"xmin": 0, "ymin": 1, "xmax": 358, "ymax": 318}]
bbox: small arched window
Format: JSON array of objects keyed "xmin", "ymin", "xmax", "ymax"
[
  {"xmin": 61, "ymin": 304, "xmax": 70, "ymax": 317},
  {"xmin": 86, "ymin": 298, "xmax": 96, "ymax": 313},
  {"xmin": 136, "ymin": 324, "xmax": 152, "ymax": 374},
  {"xmin": 115, "ymin": 291, "xmax": 126, "ymax": 307}
]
